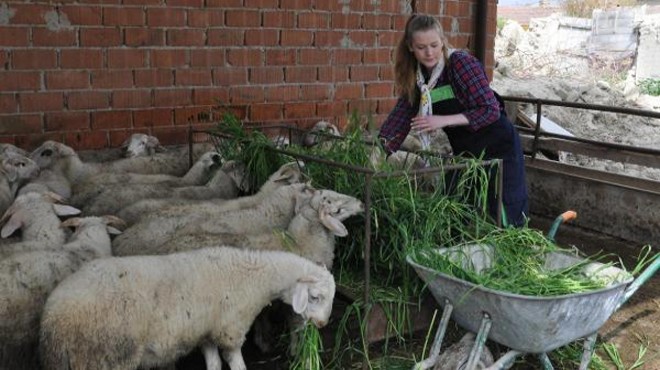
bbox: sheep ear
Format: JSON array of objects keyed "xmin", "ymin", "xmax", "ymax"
[
  {"xmin": 1, "ymin": 214, "xmax": 22, "ymax": 238},
  {"xmin": 53, "ymin": 204, "xmax": 81, "ymax": 216},
  {"xmin": 106, "ymin": 226, "xmax": 123, "ymax": 235},
  {"xmin": 319, "ymin": 205, "xmax": 348, "ymax": 237},
  {"xmin": 292, "ymin": 282, "xmax": 309, "ymax": 314},
  {"xmin": 60, "ymin": 217, "xmax": 81, "ymax": 228},
  {"xmin": 3, "ymin": 165, "xmax": 18, "ymax": 182}
]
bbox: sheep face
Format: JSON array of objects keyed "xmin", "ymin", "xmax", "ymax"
[
  {"xmin": 302, "ymin": 121, "xmax": 341, "ymax": 147},
  {"xmin": 0, "ymin": 143, "xmax": 29, "ymax": 157},
  {"xmin": 291, "ymin": 270, "xmax": 335, "ymax": 328},
  {"xmin": 309, "ymin": 190, "xmax": 364, "ymax": 222},
  {"xmin": 122, "ymin": 134, "xmax": 162, "ymax": 157},
  {"xmin": 30, "ymin": 141, "xmax": 76, "ymax": 169},
  {"xmin": 2, "ymin": 153, "xmax": 40, "ymax": 182}
]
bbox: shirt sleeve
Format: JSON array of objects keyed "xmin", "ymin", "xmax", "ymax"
[
  {"xmin": 377, "ymin": 97, "xmax": 417, "ymax": 154},
  {"xmin": 448, "ymin": 51, "xmax": 501, "ymax": 132}
]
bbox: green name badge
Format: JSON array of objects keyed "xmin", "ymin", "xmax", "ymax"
[{"xmin": 430, "ymin": 85, "xmax": 455, "ymax": 103}]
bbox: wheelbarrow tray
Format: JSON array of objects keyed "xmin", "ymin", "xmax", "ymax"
[{"xmin": 407, "ymin": 244, "xmax": 634, "ymax": 354}]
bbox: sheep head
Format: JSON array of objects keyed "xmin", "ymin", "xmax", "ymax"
[
  {"xmin": 290, "ymin": 268, "xmax": 336, "ymax": 328},
  {"xmin": 122, "ymin": 133, "xmax": 163, "ymax": 157},
  {"xmin": 30, "ymin": 141, "xmax": 77, "ymax": 169}
]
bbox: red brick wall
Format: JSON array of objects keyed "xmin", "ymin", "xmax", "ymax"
[{"xmin": 0, "ymin": 0, "xmax": 497, "ymax": 151}]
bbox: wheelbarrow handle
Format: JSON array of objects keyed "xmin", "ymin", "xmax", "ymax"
[
  {"xmin": 617, "ymin": 254, "xmax": 660, "ymax": 311},
  {"xmin": 547, "ymin": 210, "xmax": 577, "ymax": 241}
]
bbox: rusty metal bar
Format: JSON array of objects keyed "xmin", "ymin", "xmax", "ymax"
[
  {"xmin": 501, "ymin": 95, "xmax": 660, "ymax": 119},
  {"xmin": 531, "ymin": 101, "xmax": 543, "ymax": 160}
]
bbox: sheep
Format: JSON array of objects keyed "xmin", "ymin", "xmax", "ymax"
[
  {"xmin": 0, "ymin": 152, "xmax": 40, "ymax": 216},
  {"xmin": 112, "ymin": 182, "xmax": 315, "ymax": 257},
  {"xmin": 116, "ymin": 160, "xmax": 306, "ymax": 225},
  {"xmin": 0, "ymin": 143, "xmax": 29, "ymax": 157},
  {"xmin": 69, "ymin": 151, "xmax": 223, "ymax": 209},
  {"xmin": 121, "ymin": 133, "xmax": 164, "ymax": 158},
  {"xmin": 302, "ymin": 120, "xmax": 341, "ymax": 148},
  {"xmin": 30, "ymin": 141, "xmax": 193, "ymax": 184},
  {"xmin": 80, "ymin": 159, "xmax": 246, "ymax": 217},
  {"xmin": 0, "ymin": 215, "xmax": 123, "ymax": 370},
  {"xmin": 39, "ymin": 246, "xmax": 336, "ymax": 370},
  {"xmin": 16, "ymin": 167, "xmax": 71, "ymax": 199},
  {"xmin": 121, "ymin": 189, "xmax": 364, "ymax": 267},
  {"xmin": 0, "ymin": 192, "xmax": 80, "ymax": 253}
]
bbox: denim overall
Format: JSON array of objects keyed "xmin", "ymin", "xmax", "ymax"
[{"xmin": 430, "ymin": 84, "xmax": 529, "ymax": 226}]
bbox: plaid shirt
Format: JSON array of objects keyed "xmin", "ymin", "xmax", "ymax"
[{"xmin": 378, "ymin": 51, "xmax": 501, "ymax": 154}]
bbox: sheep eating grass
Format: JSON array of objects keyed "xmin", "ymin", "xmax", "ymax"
[{"xmin": 39, "ymin": 246, "xmax": 336, "ymax": 370}]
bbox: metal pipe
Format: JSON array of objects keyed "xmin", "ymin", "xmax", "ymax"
[
  {"xmin": 474, "ymin": 0, "xmax": 488, "ymax": 63},
  {"xmin": 501, "ymin": 95, "xmax": 660, "ymax": 119}
]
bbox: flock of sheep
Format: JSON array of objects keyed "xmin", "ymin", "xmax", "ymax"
[{"xmin": 0, "ymin": 126, "xmax": 366, "ymax": 370}]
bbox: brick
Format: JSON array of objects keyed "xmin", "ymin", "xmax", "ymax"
[
  {"xmin": 46, "ymin": 71, "xmax": 89, "ymax": 90},
  {"xmin": 333, "ymin": 49, "xmax": 362, "ymax": 65},
  {"xmin": 316, "ymin": 101, "xmax": 347, "ymax": 117},
  {"xmin": 0, "ymin": 94, "xmax": 17, "ymax": 114},
  {"xmin": 92, "ymin": 70, "xmax": 134, "ymax": 89},
  {"xmin": 192, "ymin": 87, "xmax": 229, "ymax": 105},
  {"xmin": 280, "ymin": 30, "xmax": 313, "ymax": 47},
  {"xmin": 283, "ymin": 102, "xmax": 315, "ymax": 119},
  {"xmin": 210, "ymin": 105, "xmax": 247, "ymax": 121},
  {"xmin": 367, "ymin": 0, "xmax": 400, "ymax": 13},
  {"xmin": 263, "ymin": 11, "xmax": 295, "ymax": 28},
  {"xmin": 168, "ymin": 0, "xmax": 204, "ymax": 6},
  {"xmin": 314, "ymin": 31, "xmax": 343, "ymax": 47},
  {"xmin": 299, "ymin": 85, "xmax": 331, "ymax": 101},
  {"xmin": 265, "ymin": 50, "xmax": 295, "ymax": 66},
  {"xmin": 68, "ymin": 91, "xmax": 110, "ymax": 110},
  {"xmin": 377, "ymin": 98, "xmax": 398, "ymax": 114},
  {"xmin": 123, "ymin": 0, "xmax": 163, "ymax": 4},
  {"xmin": 347, "ymin": 100, "xmax": 377, "ymax": 116},
  {"xmin": 314, "ymin": 1, "xmax": 344, "ymax": 11},
  {"xmin": 150, "ymin": 126, "xmax": 189, "ymax": 145},
  {"xmin": 298, "ymin": 12, "xmax": 330, "ymax": 29},
  {"xmin": 0, "ymin": 27, "xmax": 29, "ymax": 46},
  {"xmin": 229, "ymin": 86, "xmax": 264, "ymax": 104},
  {"xmin": 348, "ymin": 31, "xmax": 377, "ymax": 47},
  {"xmin": 113, "ymin": 89, "xmax": 152, "ymax": 109},
  {"xmin": 378, "ymin": 31, "xmax": 400, "ymax": 47},
  {"xmin": 380, "ymin": 66, "xmax": 394, "ymax": 80},
  {"xmin": 212, "ymin": 68, "xmax": 247, "ymax": 85},
  {"xmin": 0, "ymin": 115, "xmax": 42, "ymax": 135},
  {"xmin": 9, "ymin": 4, "xmax": 49, "ymax": 25},
  {"xmin": 284, "ymin": 67, "xmax": 316, "ymax": 83},
  {"xmin": 249, "ymin": 67, "xmax": 283, "ymax": 84},
  {"xmin": 393, "ymin": 15, "xmax": 409, "ymax": 30},
  {"xmin": 167, "ymin": 29, "xmax": 206, "ymax": 46},
  {"xmin": 61, "ymin": 6, "xmax": 102, "ymax": 25},
  {"xmin": 207, "ymin": 29, "xmax": 244, "ymax": 46},
  {"xmin": 125, "ymin": 28, "xmax": 165, "ymax": 46},
  {"xmin": 81, "ymin": 28, "xmax": 121, "ymax": 47},
  {"xmin": 280, "ymin": 0, "xmax": 313, "ymax": 10},
  {"xmin": 0, "ymin": 72, "xmax": 40, "ymax": 91},
  {"xmin": 318, "ymin": 66, "xmax": 348, "ymax": 82},
  {"xmin": 298, "ymin": 49, "xmax": 330, "ymax": 65},
  {"xmin": 350, "ymin": 66, "xmax": 379, "ymax": 81},
  {"xmin": 363, "ymin": 14, "xmax": 392, "ymax": 29},
  {"xmin": 19, "ymin": 92, "xmax": 64, "ymax": 112},
  {"xmin": 103, "ymin": 7, "xmax": 145, "ymax": 26},
  {"xmin": 331, "ymin": 14, "xmax": 361, "ymax": 29},
  {"xmin": 15, "ymin": 133, "xmax": 64, "ymax": 152},
  {"xmin": 151, "ymin": 50, "xmax": 188, "ymax": 68},
  {"xmin": 154, "ymin": 89, "xmax": 192, "ymax": 107},
  {"xmin": 63, "ymin": 130, "xmax": 109, "ymax": 151},
  {"xmin": 109, "ymin": 129, "xmax": 143, "ymax": 147},
  {"xmin": 60, "ymin": 49, "xmax": 104, "ymax": 69},
  {"xmin": 147, "ymin": 8, "xmax": 186, "ymax": 27},
  {"xmin": 190, "ymin": 50, "xmax": 225, "ymax": 67},
  {"xmin": 264, "ymin": 86, "xmax": 298, "ymax": 102},
  {"xmin": 133, "ymin": 108, "xmax": 173, "ymax": 128},
  {"xmin": 335, "ymin": 83, "xmax": 363, "ymax": 100},
  {"xmin": 205, "ymin": 0, "xmax": 242, "ymax": 7},
  {"xmin": 0, "ymin": 51, "xmax": 6, "ymax": 68},
  {"xmin": 45, "ymin": 111, "xmax": 90, "ymax": 131},
  {"xmin": 364, "ymin": 48, "xmax": 392, "ymax": 64},
  {"xmin": 91, "ymin": 110, "xmax": 132, "ymax": 130},
  {"xmin": 11, "ymin": 50, "xmax": 56, "ymax": 70},
  {"xmin": 174, "ymin": 107, "xmax": 211, "ymax": 125},
  {"xmin": 32, "ymin": 28, "xmax": 77, "ymax": 46},
  {"xmin": 175, "ymin": 70, "xmax": 213, "ymax": 86},
  {"xmin": 226, "ymin": 49, "xmax": 262, "ymax": 66},
  {"xmin": 106, "ymin": 49, "xmax": 147, "ymax": 68},
  {"xmin": 245, "ymin": 29, "xmax": 279, "ymax": 46},
  {"xmin": 188, "ymin": 9, "xmax": 224, "ymax": 27},
  {"xmin": 225, "ymin": 10, "xmax": 260, "ymax": 27},
  {"xmin": 365, "ymin": 82, "xmax": 393, "ymax": 98},
  {"xmin": 136, "ymin": 70, "xmax": 174, "ymax": 87},
  {"xmin": 249, "ymin": 103, "xmax": 283, "ymax": 121},
  {"xmin": 244, "ymin": 0, "xmax": 279, "ymax": 7}
]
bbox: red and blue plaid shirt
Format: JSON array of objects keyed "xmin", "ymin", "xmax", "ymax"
[{"xmin": 378, "ymin": 51, "xmax": 501, "ymax": 154}]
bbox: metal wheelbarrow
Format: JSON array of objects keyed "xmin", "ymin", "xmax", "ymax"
[{"xmin": 407, "ymin": 211, "xmax": 660, "ymax": 370}]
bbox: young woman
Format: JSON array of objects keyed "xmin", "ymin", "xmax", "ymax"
[{"xmin": 378, "ymin": 14, "xmax": 528, "ymax": 226}]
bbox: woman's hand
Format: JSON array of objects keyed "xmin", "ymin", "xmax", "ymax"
[{"xmin": 410, "ymin": 114, "xmax": 469, "ymax": 132}]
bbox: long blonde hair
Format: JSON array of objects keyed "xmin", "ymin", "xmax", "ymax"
[{"xmin": 395, "ymin": 14, "xmax": 453, "ymax": 105}]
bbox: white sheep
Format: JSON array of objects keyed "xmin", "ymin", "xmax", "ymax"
[
  {"xmin": 69, "ymin": 151, "xmax": 223, "ymax": 209},
  {"xmin": 302, "ymin": 120, "xmax": 341, "ymax": 148},
  {"xmin": 0, "ymin": 215, "xmax": 123, "ymax": 370},
  {"xmin": 116, "ymin": 160, "xmax": 306, "ymax": 225},
  {"xmin": 0, "ymin": 143, "xmax": 29, "ymax": 157},
  {"xmin": 112, "ymin": 182, "xmax": 314, "ymax": 257},
  {"xmin": 39, "ymin": 246, "xmax": 336, "ymax": 370},
  {"xmin": 121, "ymin": 133, "xmax": 164, "ymax": 158},
  {"xmin": 0, "ymin": 192, "xmax": 80, "ymax": 254},
  {"xmin": 0, "ymin": 152, "xmax": 40, "ymax": 216},
  {"xmin": 151, "ymin": 189, "xmax": 364, "ymax": 269},
  {"xmin": 80, "ymin": 159, "xmax": 246, "ymax": 217}
]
